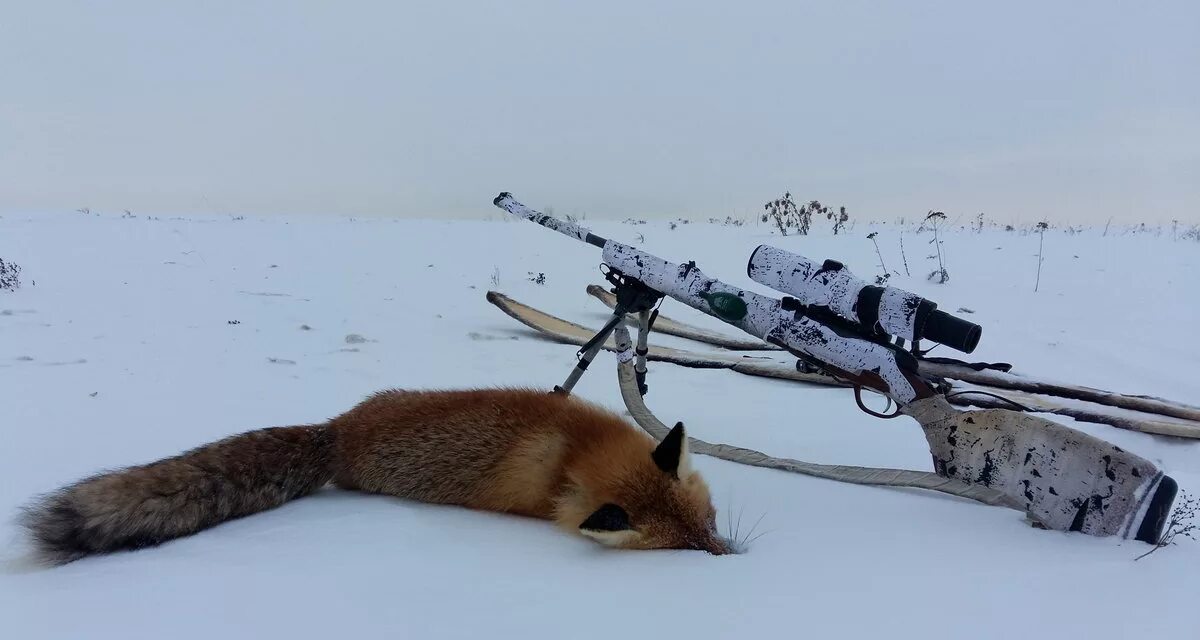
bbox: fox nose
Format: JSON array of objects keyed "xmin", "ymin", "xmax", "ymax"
[{"xmin": 699, "ymin": 535, "xmax": 731, "ymax": 556}]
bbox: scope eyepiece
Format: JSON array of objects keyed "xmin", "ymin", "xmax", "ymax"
[{"xmin": 923, "ymin": 309, "xmax": 981, "ymax": 354}]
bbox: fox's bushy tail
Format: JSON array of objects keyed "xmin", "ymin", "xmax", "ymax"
[{"xmin": 21, "ymin": 424, "xmax": 335, "ymax": 565}]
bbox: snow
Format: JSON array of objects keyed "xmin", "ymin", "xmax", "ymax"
[{"xmin": 2, "ymin": 211, "xmax": 1198, "ymax": 639}]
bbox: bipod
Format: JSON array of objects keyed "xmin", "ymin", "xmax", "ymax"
[{"xmin": 553, "ymin": 267, "xmax": 663, "ymax": 396}]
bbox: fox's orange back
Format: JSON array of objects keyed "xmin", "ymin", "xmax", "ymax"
[{"xmin": 329, "ymin": 388, "xmax": 730, "ymax": 554}]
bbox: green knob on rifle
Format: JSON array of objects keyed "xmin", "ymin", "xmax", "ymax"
[{"xmin": 699, "ymin": 291, "xmax": 748, "ymax": 321}]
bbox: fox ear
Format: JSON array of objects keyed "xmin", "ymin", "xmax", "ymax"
[
  {"xmin": 652, "ymin": 421, "xmax": 691, "ymax": 478},
  {"xmin": 580, "ymin": 503, "xmax": 631, "ymax": 532}
]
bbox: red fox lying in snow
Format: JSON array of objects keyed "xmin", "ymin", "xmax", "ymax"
[{"xmin": 22, "ymin": 388, "xmax": 730, "ymax": 564}]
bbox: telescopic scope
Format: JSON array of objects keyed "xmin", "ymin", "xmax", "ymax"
[{"xmin": 746, "ymin": 245, "xmax": 981, "ymax": 354}]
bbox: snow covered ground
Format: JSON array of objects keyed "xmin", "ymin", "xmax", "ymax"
[{"xmin": 2, "ymin": 210, "xmax": 1198, "ymax": 639}]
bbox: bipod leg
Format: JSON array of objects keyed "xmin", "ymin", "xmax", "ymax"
[
  {"xmin": 634, "ymin": 309, "xmax": 652, "ymax": 395},
  {"xmin": 554, "ymin": 310, "xmax": 625, "ymax": 395}
]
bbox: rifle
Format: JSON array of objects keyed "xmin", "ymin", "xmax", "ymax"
[{"xmin": 492, "ymin": 191, "xmax": 1177, "ymax": 544}]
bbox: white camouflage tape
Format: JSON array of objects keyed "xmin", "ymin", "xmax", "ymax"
[
  {"xmin": 903, "ymin": 395, "xmax": 1164, "ymax": 538},
  {"xmin": 602, "ymin": 241, "xmax": 920, "ymax": 402},
  {"xmin": 747, "ymin": 245, "xmax": 864, "ymax": 321},
  {"xmin": 771, "ymin": 318, "xmax": 920, "ymax": 403},
  {"xmin": 494, "ymin": 193, "xmax": 592, "ymax": 243},
  {"xmin": 748, "ymin": 245, "xmax": 925, "ymax": 342},
  {"xmin": 877, "ymin": 286, "xmax": 923, "ymax": 341},
  {"xmin": 602, "ymin": 241, "xmax": 782, "ymax": 340},
  {"xmin": 616, "ymin": 347, "xmax": 636, "ymax": 364}
]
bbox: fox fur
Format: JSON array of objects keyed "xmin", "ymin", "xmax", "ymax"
[{"xmin": 21, "ymin": 388, "xmax": 729, "ymax": 565}]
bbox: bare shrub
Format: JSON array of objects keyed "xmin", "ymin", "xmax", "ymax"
[
  {"xmin": 0, "ymin": 258, "xmax": 22, "ymax": 291},
  {"xmin": 867, "ymin": 232, "xmax": 889, "ymax": 284},
  {"xmin": 761, "ymin": 192, "xmax": 809, "ymax": 236},
  {"xmin": 923, "ymin": 211, "xmax": 950, "ymax": 283},
  {"xmin": 1035, "ymin": 221, "xmax": 1048, "ymax": 292},
  {"xmin": 827, "ymin": 205, "xmax": 849, "ymax": 234}
]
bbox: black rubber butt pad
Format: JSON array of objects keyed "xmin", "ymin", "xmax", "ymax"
[{"xmin": 1134, "ymin": 475, "xmax": 1178, "ymax": 544}]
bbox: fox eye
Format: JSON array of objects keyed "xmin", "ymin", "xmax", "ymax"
[{"xmin": 580, "ymin": 503, "xmax": 632, "ymax": 532}]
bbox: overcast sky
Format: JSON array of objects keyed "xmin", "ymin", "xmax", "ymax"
[{"xmin": 2, "ymin": 1, "xmax": 1197, "ymax": 223}]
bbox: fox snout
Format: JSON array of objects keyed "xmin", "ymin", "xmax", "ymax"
[
  {"xmin": 684, "ymin": 537, "xmax": 730, "ymax": 555},
  {"xmin": 703, "ymin": 536, "xmax": 732, "ymax": 556}
]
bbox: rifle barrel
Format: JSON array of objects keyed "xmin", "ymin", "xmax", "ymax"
[{"xmin": 493, "ymin": 192, "xmax": 607, "ymax": 247}]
